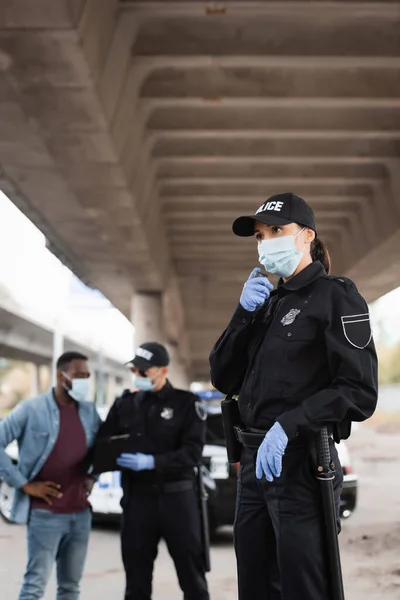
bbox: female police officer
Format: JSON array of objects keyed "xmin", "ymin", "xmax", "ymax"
[{"xmin": 209, "ymin": 192, "xmax": 378, "ymax": 600}]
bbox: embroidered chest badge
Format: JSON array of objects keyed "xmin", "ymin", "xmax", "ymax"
[
  {"xmin": 161, "ymin": 407, "xmax": 174, "ymax": 420},
  {"xmin": 281, "ymin": 309, "xmax": 301, "ymax": 326}
]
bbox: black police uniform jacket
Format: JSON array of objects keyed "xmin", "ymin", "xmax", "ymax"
[
  {"xmin": 98, "ymin": 382, "xmax": 207, "ymax": 486},
  {"xmin": 209, "ymin": 261, "xmax": 378, "ymax": 440}
]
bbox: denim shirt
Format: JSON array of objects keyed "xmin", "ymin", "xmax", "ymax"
[{"xmin": 0, "ymin": 389, "xmax": 101, "ymax": 524}]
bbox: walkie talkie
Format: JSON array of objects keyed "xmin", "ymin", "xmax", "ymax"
[
  {"xmin": 251, "ymin": 269, "xmax": 275, "ymax": 320},
  {"xmin": 251, "ymin": 269, "xmax": 269, "ymax": 280}
]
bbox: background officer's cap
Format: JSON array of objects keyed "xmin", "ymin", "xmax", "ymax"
[
  {"xmin": 232, "ymin": 192, "xmax": 317, "ymax": 237},
  {"xmin": 128, "ymin": 342, "xmax": 170, "ymax": 371}
]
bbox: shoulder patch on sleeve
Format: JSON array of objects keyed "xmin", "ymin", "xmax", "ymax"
[
  {"xmin": 194, "ymin": 400, "xmax": 207, "ymax": 421},
  {"xmin": 341, "ymin": 313, "xmax": 372, "ymax": 349}
]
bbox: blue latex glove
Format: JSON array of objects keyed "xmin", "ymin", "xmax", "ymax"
[
  {"xmin": 116, "ymin": 453, "xmax": 155, "ymax": 472},
  {"xmin": 240, "ymin": 268, "xmax": 274, "ymax": 312},
  {"xmin": 256, "ymin": 423, "xmax": 288, "ymax": 482}
]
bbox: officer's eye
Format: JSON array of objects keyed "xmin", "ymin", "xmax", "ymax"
[
  {"xmin": 255, "ymin": 233, "xmax": 263, "ymax": 242},
  {"xmin": 271, "ymin": 226, "xmax": 282, "ymax": 234}
]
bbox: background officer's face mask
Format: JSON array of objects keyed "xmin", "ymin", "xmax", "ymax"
[
  {"xmin": 132, "ymin": 368, "xmax": 162, "ymax": 392},
  {"xmin": 258, "ymin": 228, "xmax": 305, "ymax": 278},
  {"xmin": 62, "ymin": 372, "xmax": 90, "ymax": 402}
]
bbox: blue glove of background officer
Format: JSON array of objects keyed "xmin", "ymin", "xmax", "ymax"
[
  {"xmin": 240, "ymin": 268, "xmax": 274, "ymax": 312},
  {"xmin": 256, "ymin": 423, "xmax": 288, "ymax": 482},
  {"xmin": 116, "ymin": 453, "xmax": 155, "ymax": 471}
]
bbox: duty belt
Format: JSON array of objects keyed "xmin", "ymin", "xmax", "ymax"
[
  {"xmin": 234, "ymin": 426, "xmax": 334, "ymax": 449},
  {"xmin": 234, "ymin": 427, "xmax": 266, "ymax": 448}
]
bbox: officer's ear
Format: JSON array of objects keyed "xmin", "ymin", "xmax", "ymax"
[
  {"xmin": 161, "ymin": 366, "xmax": 169, "ymax": 377},
  {"xmin": 305, "ymin": 228, "xmax": 315, "ymax": 244}
]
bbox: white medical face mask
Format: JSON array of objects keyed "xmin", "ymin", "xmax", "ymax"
[
  {"xmin": 132, "ymin": 374, "xmax": 155, "ymax": 392},
  {"xmin": 62, "ymin": 373, "xmax": 90, "ymax": 402},
  {"xmin": 132, "ymin": 369, "xmax": 162, "ymax": 392},
  {"xmin": 258, "ymin": 228, "xmax": 306, "ymax": 278}
]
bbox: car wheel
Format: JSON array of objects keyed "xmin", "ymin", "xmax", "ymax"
[{"xmin": 0, "ymin": 479, "xmax": 15, "ymax": 522}]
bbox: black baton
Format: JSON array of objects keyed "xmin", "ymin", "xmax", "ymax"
[
  {"xmin": 315, "ymin": 427, "xmax": 345, "ymax": 600},
  {"xmin": 195, "ymin": 465, "xmax": 211, "ymax": 573}
]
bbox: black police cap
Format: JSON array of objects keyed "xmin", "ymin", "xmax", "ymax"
[
  {"xmin": 128, "ymin": 342, "xmax": 170, "ymax": 371},
  {"xmin": 232, "ymin": 192, "xmax": 317, "ymax": 237}
]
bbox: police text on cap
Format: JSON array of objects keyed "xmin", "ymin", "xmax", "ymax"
[
  {"xmin": 135, "ymin": 347, "xmax": 154, "ymax": 361},
  {"xmin": 255, "ymin": 200, "xmax": 284, "ymax": 214}
]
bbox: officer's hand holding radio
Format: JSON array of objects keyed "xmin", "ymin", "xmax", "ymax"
[
  {"xmin": 256, "ymin": 422, "xmax": 288, "ymax": 482},
  {"xmin": 117, "ymin": 452, "xmax": 155, "ymax": 471},
  {"xmin": 240, "ymin": 268, "xmax": 274, "ymax": 312}
]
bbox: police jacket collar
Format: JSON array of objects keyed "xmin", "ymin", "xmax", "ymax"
[
  {"xmin": 279, "ymin": 261, "xmax": 326, "ymax": 293},
  {"xmin": 151, "ymin": 380, "xmax": 172, "ymax": 401}
]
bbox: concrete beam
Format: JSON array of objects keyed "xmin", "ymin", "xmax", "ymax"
[
  {"xmin": 151, "ymin": 131, "xmax": 400, "ymax": 159},
  {"xmin": 160, "ymin": 177, "xmax": 380, "ymax": 198},
  {"xmin": 157, "ymin": 160, "xmax": 386, "ymax": 180},
  {"xmin": 0, "ymin": 0, "xmax": 72, "ymax": 28},
  {"xmin": 132, "ymin": 55, "xmax": 400, "ymax": 72},
  {"xmin": 97, "ymin": 11, "xmax": 139, "ymax": 121},
  {"xmin": 346, "ymin": 227, "xmax": 400, "ymax": 303},
  {"xmin": 77, "ymin": 0, "xmax": 119, "ymax": 83},
  {"xmin": 162, "ymin": 195, "xmax": 368, "ymax": 209},
  {"xmin": 128, "ymin": 7, "xmax": 400, "ymax": 57},
  {"xmin": 141, "ymin": 64, "xmax": 400, "ymax": 99},
  {"xmin": 147, "ymin": 105, "xmax": 400, "ymax": 131},
  {"xmin": 123, "ymin": 1, "xmax": 399, "ymax": 16}
]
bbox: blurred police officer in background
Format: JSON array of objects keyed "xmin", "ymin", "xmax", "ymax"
[
  {"xmin": 97, "ymin": 342, "xmax": 209, "ymax": 600},
  {"xmin": 210, "ymin": 193, "xmax": 378, "ymax": 600}
]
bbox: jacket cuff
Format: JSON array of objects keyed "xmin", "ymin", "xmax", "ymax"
[
  {"xmin": 231, "ymin": 304, "xmax": 254, "ymax": 329},
  {"xmin": 7, "ymin": 468, "xmax": 28, "ymax": 490},
  {"xmin": 154, "ymin": 455, "xmax": 166, "ymax": 471},
  {"xmin": 277, "ymin": 407, "xmax": 309, "ymax": 441}
]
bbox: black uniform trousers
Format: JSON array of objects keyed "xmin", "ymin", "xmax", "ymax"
[
  {"xmin": 234, "ymin": 438, "xmax": 343, "ymax": 600},
  {"xmin": 121, "ymin": 485, "xmax": 209, "ymax": 600}
]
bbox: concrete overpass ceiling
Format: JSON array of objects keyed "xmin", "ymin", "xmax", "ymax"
[
  {"xmin": 129, "ymin": 0, "xmax": 400, "ymax": 378},
  {"xmin": 1, "ymin": 0, "xmax": 400, "ymax": 380}
]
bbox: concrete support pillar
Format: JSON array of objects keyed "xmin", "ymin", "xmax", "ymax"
[
  {"xmin": 132, "ymin": 293, "xmax": 166, "ymax": 347},
  {"xmin": 167, "ymin": 344, "xmax": 190, "ymax": 390},
  {"xmin": 131, "ymin": 293, "xmax": 191, "ymax": 389}
]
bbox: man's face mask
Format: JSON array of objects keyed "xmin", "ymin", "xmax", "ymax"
[
  {"xmin": 258, "ymin": 228, "xmax": 306, "ymax": 278},
  {"xmin": 62, "ymin": 372, "xmax": 90, "ymax": 402}
]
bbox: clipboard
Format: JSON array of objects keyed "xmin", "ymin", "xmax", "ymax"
[{"xmin": 92, "ymin": 434, "xmax": 134, "ymax": 474}]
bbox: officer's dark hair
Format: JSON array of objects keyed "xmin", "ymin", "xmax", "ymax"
[
  {"xmin": 56, "ymin": 351, "xmax": 88, "ymax": 372},
  {"xmin": 311, "ymin": 237, "xmax": 331, "ymax": 274}
]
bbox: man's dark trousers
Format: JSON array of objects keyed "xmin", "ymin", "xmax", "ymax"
[
  {"xmin": 121, "ymin": 486, "xmax": 209, "ymax": 600},
  {"xmin": 234, "ymin": 441, "xmax": 343, "ymax": 600}
]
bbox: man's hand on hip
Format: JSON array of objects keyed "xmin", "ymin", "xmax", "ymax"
[{"xmin": 21, "ymin": 481, "xmax": 63, "ymax": 505}]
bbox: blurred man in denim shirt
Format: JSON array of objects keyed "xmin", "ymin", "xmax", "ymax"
[{"xmin": 0, "ymin": 351, "xmax": 101, "ymax": 600}]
